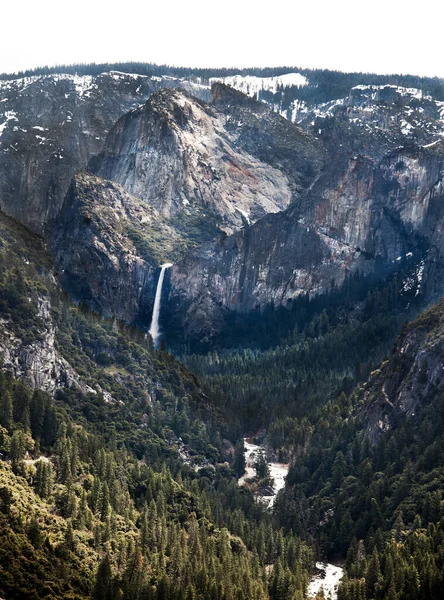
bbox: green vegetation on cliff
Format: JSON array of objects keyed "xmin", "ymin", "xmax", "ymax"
[{"xmin": 0, "ymin": 209, "xmax": 314, "ymax": 600}]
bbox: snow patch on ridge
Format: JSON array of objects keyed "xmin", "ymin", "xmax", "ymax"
[
  {"xmin": 0, "ymin": 110, "xmax": 18, "ymax": 137},
  {"xmin": 352, "ymin": 84, "xmax": 425, "ymax": 100},
  {"xmin": 210, "ymin": 73, "xmax": 308, "ymax": 99}
]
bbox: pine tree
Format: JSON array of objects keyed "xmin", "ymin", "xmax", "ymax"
[
  {"xmin": 27, "ymin": 516, "xmax": 42, "ymax": 549},
  {"xmin": 0, "ymin": 389, "xmax": 13, "ymax": 429},
  {"xmin": 233, "ymin": 439, "xmax": 246, "ymax": 477},
  {"xmin": 10, "ymin": 430, "xmax": 25, "ymax": 472},
  {"xmin": 92, "ymin": 554, "xmax": 114, "ymax": 600},
  {"xmin": 254, "ymin": 449, "xmax": 269, "ymax": 480},
  {"xmin": 13, "ymin": 381, "xmax": 31, "ymax": 425},
  {"xmin": 64, "ymin": 520, "xmax": 76, "ymax": 552},
  {"xmin": 366, "ymin": 549, "xmax": 382, "ymax": 596},
  {"xmin": 35, "ymin": 459, "xmax": 52, "ymax": 498}
]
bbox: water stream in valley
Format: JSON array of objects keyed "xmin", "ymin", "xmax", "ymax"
[
  {"xmin": 307, "ymin": 562, "xmax": 344, "ymax": 599},
  {"xmin": 238, "ymin": 439, "xmax": 289, "ymax": 508},
  {"xmin": 238, "ymin": 440, "xmax": 344, "ymax": 597},
  {"xmin": 149, "ymin": 263, "xmax": 172, "ymax": 347}
]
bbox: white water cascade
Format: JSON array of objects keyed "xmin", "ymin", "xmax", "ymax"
[
  {"xmin": 149, "ymin": 263, "xmax": 173, "ymax": 347},
  {"xmin": 238, "ymin": 439, "xmax": 289, "ymax": 508},
  {"xmin": 308, "ymin": 562, "xmax": 344, "ymax": 599}
]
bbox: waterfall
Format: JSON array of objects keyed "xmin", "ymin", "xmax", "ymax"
[{"xmin": 149, "ymin": 263, "xmax": 172, "ymax": 347}]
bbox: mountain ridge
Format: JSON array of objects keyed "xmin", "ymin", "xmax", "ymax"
[{"xmin": 2, "ymin": 62, "xmax": 444, "ymax": 600}]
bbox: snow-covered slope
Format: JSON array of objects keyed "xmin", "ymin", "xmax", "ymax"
[
  {"xmin": 210, "ymin": 72, "xmax": 307, "ymax": 99},
  {"xmin": 301, "ymin": 84, "xmax": 444, "ymax": 139}
]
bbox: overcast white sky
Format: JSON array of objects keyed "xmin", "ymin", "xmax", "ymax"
[{"xmin": 1, "ymin": 0, "xmax": 443, "ymax": 77}]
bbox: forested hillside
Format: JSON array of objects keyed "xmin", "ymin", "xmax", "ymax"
[
  {"xmin": 0, "ymin": 209, "xmax": 317, "ymax": 599},
  {"xmin": 0, "ymin": 370, "xmax": 314, "ymax": 600},
  {"xmin": 273, "ymin": 300, "xmax": 444, "ymax": 600},
  {"xmin": 181, "ymin": 256, "xmax": 426, "ymax": 439}
]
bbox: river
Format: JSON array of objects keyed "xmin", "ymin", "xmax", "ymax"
[
  {"xmin": 307, "ymin": 562, "xmax": 344, "ymax": 599},
  {"xmin": 238, "ymin": 440, "xmax": 344, "ymax": 597},
  {"xmin": 238, "ymin": 439, "xmax": 289, "ymax": 507}
]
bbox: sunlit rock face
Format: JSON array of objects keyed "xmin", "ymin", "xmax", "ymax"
[
  {"xmin": 90, "ymin": 85, "xmax": 323, "ymax": 235},
  {"xmin": 0, "ymin": 71, "xmax": 209, "ymax": 232},
  {"xmin": 52, "ymin": 84, "xmax": 325, "ymax": 328},
  {"xmin": 167, "ymin": 124, "xmax": 444, "ymax": 342}
]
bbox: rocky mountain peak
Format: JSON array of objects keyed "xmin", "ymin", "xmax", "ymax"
[
  {"xmin": 90, "ymin": 85, "xmax": 295, "ymax": 234},
  {"xmin": 0, "ymin": 71, "xmax": 209, "ymax": 233}
]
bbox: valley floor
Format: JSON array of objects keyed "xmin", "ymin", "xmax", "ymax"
[{"xmin": 238, "ymin": 439, "xmax": 345, "ymax": 596}]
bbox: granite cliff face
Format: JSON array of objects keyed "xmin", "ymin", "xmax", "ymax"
[
  {"xmin": 0, "ymin": 207, "xmax": 214, "ymax": 432},
  {"xmin": 0, "ymin": 212, "xmax": 95, "ymax": 395},
  {"xmin": 4, "ymin": 71, "xmax": 444, "ymax": 344},
  {"xmin": 210, "ymin": 83, "xmax": 325, "ymax": 194},
  {"xmin": 362, "ymin": 299, "xmax": 444, "ymax": 444},
  {"xmin": 0, "ymin": 296, "xmax": 90, "ymax": 395},
  {"xmin": 52, "ymin": 171, "xmax": 188, "ymax": 324},
  {"xmin": 90, "ymin": 85, "xmax": 323, "ymax": 235},
  {"xmin": 52, "ymin": 85, "xmax": 325, "ymax": 324},
  {"xmin": 0, "ymin": 71, "xmax": 208, "ymax": 233},
  {"xmin": 166, "ymin": 89, "xmax": 444, "ymax": 341}
]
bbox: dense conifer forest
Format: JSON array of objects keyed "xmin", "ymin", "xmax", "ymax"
[
  {"xmin": 0, "ymin": 211, "xmax": 315, "ymax": 600},
  {"xmin": 180, "ymin": 257, "xmax": 426, "ymax": 438},
  {"xmin": 276, "ymin": 304, "xmax": 444, "ymax": 599},
  {"xmin": 0, "ymin": 368, "xmax": 315, "ymax": 600},
  {"xmin": 1, "ymin": 208, "xmax": 443, "ymax": 599}
]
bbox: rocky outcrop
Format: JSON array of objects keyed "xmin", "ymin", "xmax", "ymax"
[
  {"xmin": 362, "ymin": 299, "xmax": 444, "ymax": 444},
  {"xmin": 167, "ymin": 139, "xmax": 444, "ymax": 341},
  {"xmin": 167, "ymin": 208, "xmax": 349, "ymax": 341},
  {"xmin": 52, "ymin": 85, "xmax": 326, "ymax": 327},
  {"xmin": 210, "ymin": 83, "xmax": 325, "ymax": 192},
  {"xmin": 9, "ymin": 75, "xmax": 443, "ymax": 344},
  {"xmin": 90, "ymin": 86, "xmax": 317, "ymax": 235},
  {"xmin": 0, "ymin": 71, "xmax": 209, "ymax": 233},
  {"xmin": 0, "ymin": 298, "xmax": 92, "ymax": 395},
  {"xmin": 52, "ymin": 172, "xmax": 186, "ymax": 324}
]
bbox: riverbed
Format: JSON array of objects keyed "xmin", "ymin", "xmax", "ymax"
[
  {"xmin": 238, "ymin": 441, "xmax": 344, "ymax": 597},
  {"xmin": 307, "ymin": 562, "xmax": 344, "ymax": 600},
  {"xmin": 238, "ymin": 439, "xmax": 289, "ymax": 508}
]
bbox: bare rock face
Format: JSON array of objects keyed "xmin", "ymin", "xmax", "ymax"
[
  {"xmin": 167, "ymin": 210, "xmax": 338, "ymax": 341},
  {"xmin": 210, "ymin": 83, "xmax": 325, "ymax": 192},
  {"xmin": 51, "ymin": 85, "xmax": 326, "ymax": 326},
  {"xmin": 7, "ymin": 75, "xmax": 444, "ymax": 344},
  {"xmin": 0, "ymin": 298, "xmax": 89, "ymax": 395},
  {"xmin": 167, "ymin": 137, "xmax": 444, "ymax": 341},
  {"xmin": 362, "ymin": 299, "xmax": 444, "ymax": 444},
  {"xmin": 0, "ymin": 72, "xmax": 209, "ymax": 233},
  {"xmin": 52, "ymin": 172, "xmax": 186, "ymax": 324},
  {"xmin": 90, "ymin": 86, "xmax": 316, "ymax": 235}
]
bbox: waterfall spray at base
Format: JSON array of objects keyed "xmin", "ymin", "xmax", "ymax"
[{"xmin": 149, "ymin": 263, "xmax": 173, "ymax": 347}]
